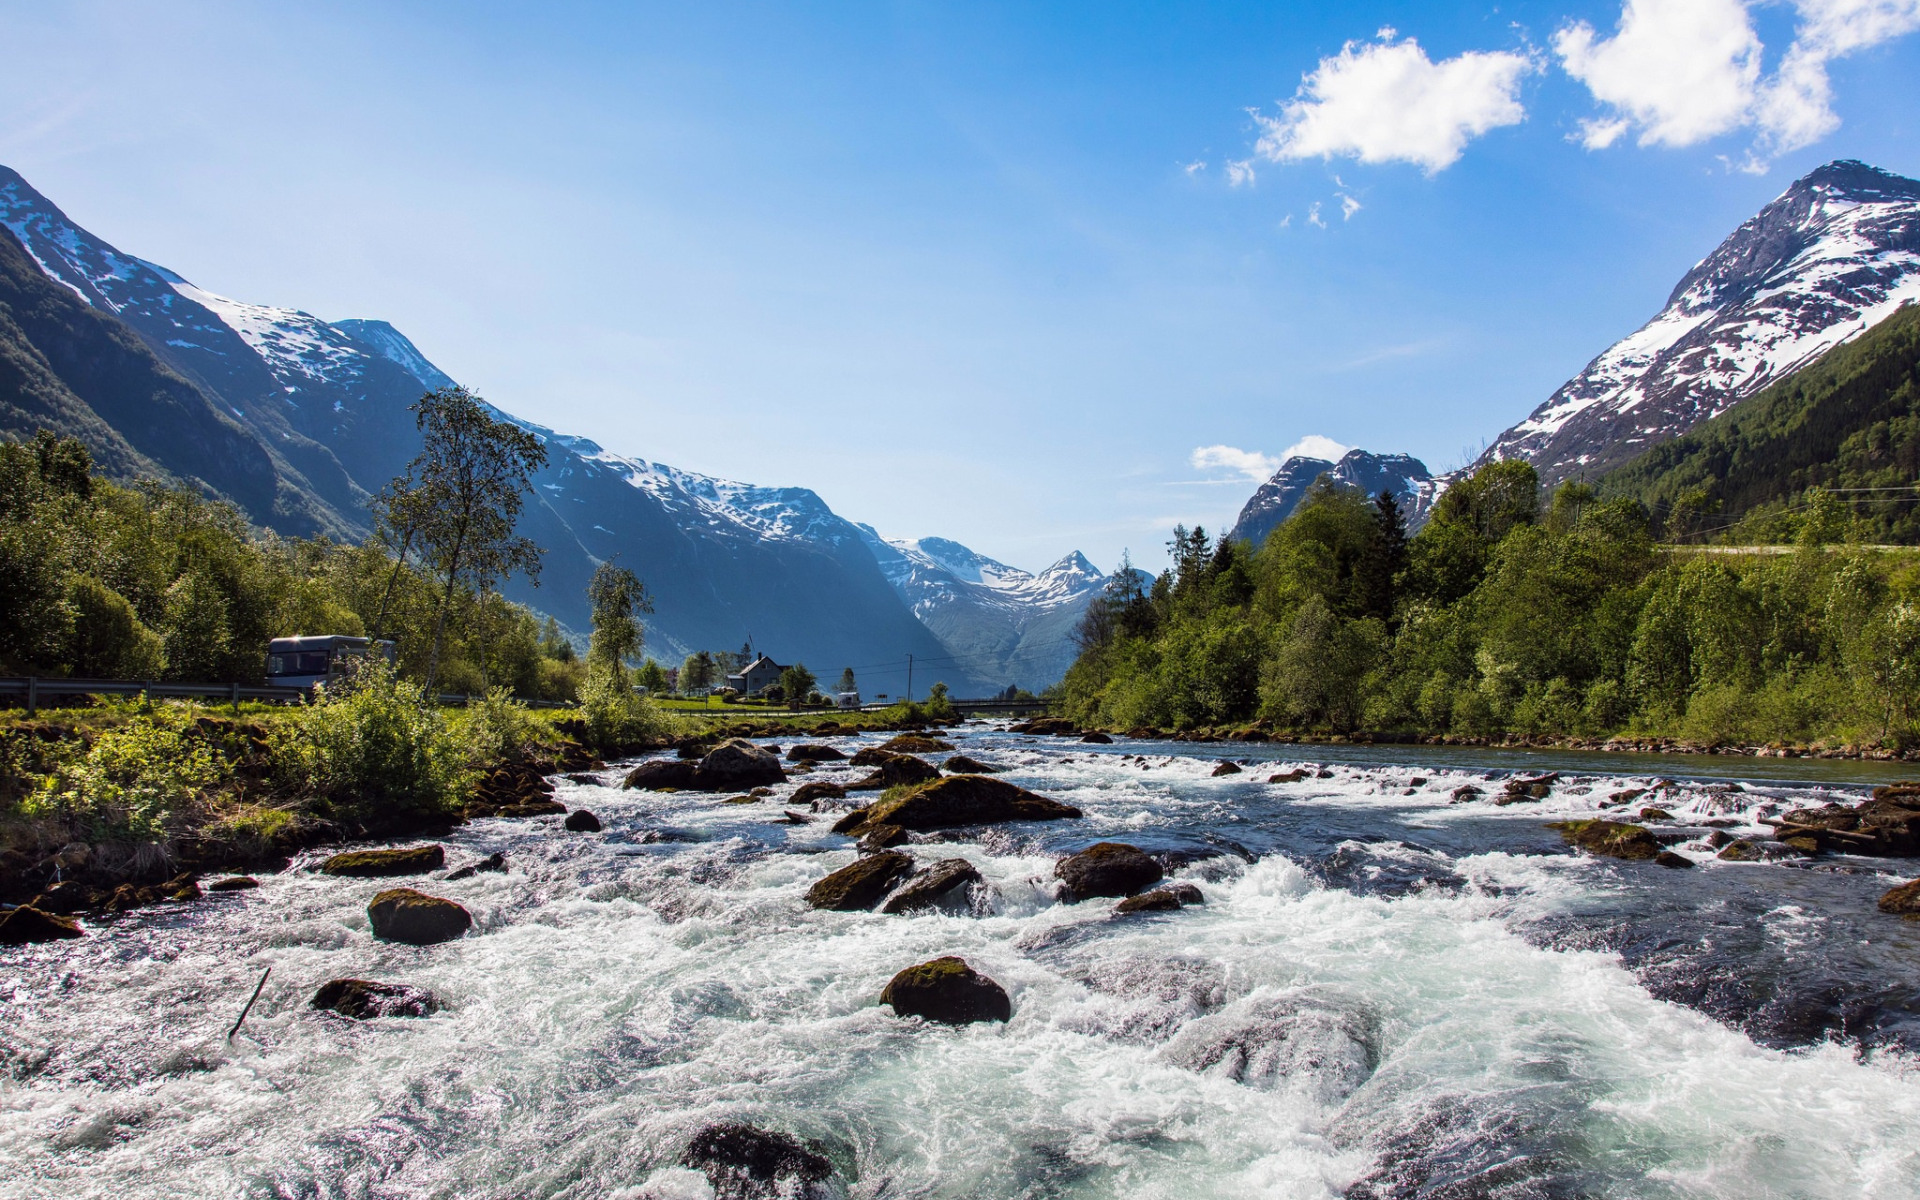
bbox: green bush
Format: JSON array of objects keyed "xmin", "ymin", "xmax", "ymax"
[
  {"xmin": 579, "ymin": 669, "xmax": 678, "ymax": 752},
  {"xmin": 23, "ymin": 707, "xmax": 226, "ymax": 840},
  {"xmin": 458, "ymin": 686, "xmax": 540, "ymax": 768},
  {"xmin": 270, "ymin": 658, "xmax": 468, "ymax": 827}
]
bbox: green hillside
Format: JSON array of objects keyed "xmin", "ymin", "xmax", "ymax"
[{"xmin": 1597, "ymin": 302, "xmax": 1920, "ymax": 542}]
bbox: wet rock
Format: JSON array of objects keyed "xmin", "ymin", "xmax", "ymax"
[
  {"xmin": 791, "ymin": 781, "xmax": 848, "ymax": 808},
  {"xmin": 321, "ymin": 845, "xmax": 446, "ymax": 877},
  {"xmin": 1210, "ymin": 762, "xmax": 1243, "ymax": 777},
  {"xmin": 1269, "ymin": 769, "xmax": 1310, "ymax": 784},
  {"xmin": 0, "ymin": 904, "xmax": 83, "ymax": 944},
  {"xmin": 858, "ymin": 823, "xmax": 912, "ymax": 852},
  {"xmin": 564, "ymin": 772, "xmax": 602, "ymax": 785},
  {"xmin": 495, "ymin": 799, "xmax": 567, "ymax": 818},
  {"xmin": 626, "ymin": 740, "xmax": 787, "ymax": 792},
  {"xmin": 680, "ymin": 1122, "xmax": 834, "ymax": 1200},
  {"xmin": 833, "ymin": 775, "xmax": 1081, "ymax": 835},
  {"xmin": 311, "ymin": 978, "xmax": 441, "ymax": 1019},
  {"xmin": 1162, "ymin": 992, "xmax": 1377, "ymax": 1103},
  {"xmin": 881, "ymin": 955, "xmax": 1012, "ymax": 1024},
  {"xmin": 445, "ymin": 852, "xmax": 506, "ymax": 880},
  {"xmin": 1607, "ymin": 788, "xmax": 1649, "ymax": 807},
  {"xmin": 785, "ymin": 744, "xmax": 846, "ymax": 762},
  {"xmin": 847, "ymin": 753, "xmax": 941, "ymax": 791},
  {"xmin": 28, "ymin": 880, "xmax": 101, "ymax": 914},
  {"xmin": 880, "ymin": 858, "xmax": 983, "ymax": 914},
  {"xmin": 1080, "ymin": 732, "xmax": 1114, "ymax": 744},
  {"xmin": 849, "ymin": 745, "xmax": 896, "ymax": 767},
  {"xmin": 1315, "ymin": 768, "xmax": 1334, "ymax": 778},
  {"xmin": 1546, "ymin": 820, "xmax": 1663, "ymax": 861},
  {"xmin": 881, "ymin": 734, "xmax": 954, "ymax": 754},
  {"xmin": 1450, "ymin": 785, "xmax": 1483, "ymax": 803},
  {"xmin": 1008, "ymin": 717, "xmax": 1078, "ymax": 736},
  {"xmin": 1640, "ymin": 807, "xmax": 1674, "ymax": 821},
  {"xmin": 1717, "ymin": 839, "xmax": 1765, "ymax": 861},
  {"xmin": 563, "ymin": 809, "xmax": 603, "ymax": 832},
  {"xmin": 1408, "ymin": 777, "xmax": 1428, "ymax": 788},
  {"xmin": 1056, "ymin": 842, "xmax": 1164, "ymax": 900},
  {"xmin": 102, "ymin": 883, "xmax": 161, "ymax": 912},
  {"xmin": 1877, "ymin": 878, "xmax": 1920, "ymax": 915},
  {"xmin": 1504, "ymin": 774, "xmax": 1559, "ymax": 802},
  {"xmin": 207, "ymin": 876, "xmax": 260, "ymax": 892},
  {"xmin": 941, "ymin": 755, "xmax": 998, "ymax": 774},
  {"xmin": 623, "ymin": 759, "xmax": 700, "ymax": 790},
  {"xmin": 1654, "ymin": 851, "xmax": 1695, "ymax": 869},
  {"xmin": 367, "ymin": 888, "xmax": 472, "ymax": 944},
  {"xmin": 780, "ymin": 810, "xmax": 811, "ymax": 824},
  {"xmin": 163, "ymin": 875, "xmax": 203, "ymax": 902},
  {"xmin": 1769, "ymin": 788, "xmax": 1920, "ymax": 856},
  {"xmin": 1315, "ymin": 842, "xmax": 1464, "ymax": 898},
  {"xmin": 805, "ymin": 851, "xmax": 916, "ymax": 911}
]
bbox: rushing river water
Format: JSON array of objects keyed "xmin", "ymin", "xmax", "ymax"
[{"xmin": 4, "ymin": 728, "xmax": 1920, "ymax": 1199}]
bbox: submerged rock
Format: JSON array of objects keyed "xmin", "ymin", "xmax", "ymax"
[
  {"xmin": 1056, "ymin": 842, "xmax": 1164, "ymax": 900},
  {"xmin": 805, "ymin": 851, "xmax": 916, "ymax": 911},
  {"xmin": 367, "ymin": 888, "xmax": 471, "ymax": 944},
  {"xmin": 881, "ymin": 955, "xmax": 1012, "ymax": 1024},
  {"xmin": 445, "ymin": 853, "xmax": 505, "ymax": 881},
  {"xmin": 1878, "ymin": 878, "xmax": 1920, "ymax": 915},
  {"xmin": 880, "ymin": 858, "xmax": 983, "ymax": 914},
  {"xmin": 564, "ymin": 809, "xmax": 603, "ymax": 832},
  {"xmin": 320, "ymin": 845, "xmax": 445, "ymax": 877},
  {"xmin": 1115, "ymin": 882, "xmax": 1205, "ymax": 914},
  {"xmin": 1654, "ymin": 851, "xmax": 1695, "ymax": 869},
  {"xmin": 831, "ymin": 775, "xmax": 1081, "ymax": 836},
  {"xmin": 941, "ymin": 754, "xmax": 998, "ymax": 774},
  {"xmin": 311, "ymin": 978, "xmax": 441, "ymax": 1019},
  {"xmin": 847, "ymin": 753, "xmax": 941, "ymax": 791},
  {"xmin": 1162, "ymin": 992, "xmax": 1377, "ymax": 1104},
  {"xmin": 1546, "ymin": 820, "xmax": 1663, "ymax": 862},
  {"xmin": 0, "ymin": 904, "xmax": 83, "ymax": 944},
  {"xmin": 680, "ymin": 1122, "xmax": 835, "ymax": 1200}
]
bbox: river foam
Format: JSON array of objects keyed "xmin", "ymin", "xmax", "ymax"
[{"xmin": 3, "ymin": 728, "xmax": 1918, "ymax": 1198}]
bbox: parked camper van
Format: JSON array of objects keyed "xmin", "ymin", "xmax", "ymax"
[{"xmin": 266, "ymin": 636, "xmax": 396, "ymax": 690}]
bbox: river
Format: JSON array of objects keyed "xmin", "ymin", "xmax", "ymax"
[{"xmin": 3, "ymin": 727, "xmax": 1918, "ymax": 1198}]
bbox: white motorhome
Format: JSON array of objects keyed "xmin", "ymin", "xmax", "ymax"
[{"xmin": 266, "ymin": 635, "xmax": 396, "ymax": 690}]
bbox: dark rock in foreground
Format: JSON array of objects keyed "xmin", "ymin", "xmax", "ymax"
[
  {"xmin": 368, "ymin": 888, "xmax": 471, "ymax": 944},
  {"xmin": 858, "ymin": 823, "xmax": 912, "ymax": 852},
  {"xmin": 0, "ymin": 904, "xmax": 83, "ymax": 944},
  {"xmin": 832, "ymin": 776, "xmax": 1080, "ymax": 836},
  {"xmin": 882, "ymin": 955, "xmax": 1011, "ymax": 1024},
  {"xmin": 321, "ymin": 845, "xmax": 445, "ymax": 877},
  {"xmin": 847, "ymin": 753, "xmax": 940, "ymax": 791},
  {"xmin": 806, "ymin": 851, "xmax": 916, "ymax": 911},
  {"xmin": 624, "ymin": 739, "xmax": 786, "ymax": 792},
  {"xmin": 1056, "ymin": 842, "xmax": 1164, "ymax": 900},
  {"xmin": 28, "ymin": 880, "xmax": 100, "ymax": 913},
  {"xmin": 1546, "ymin": 820, "xmax": 1663, "ymax": 862},
  {"xmin": 564, "ymin": 809, "xmax": 602, "ymax": 832},
  {"xmin": 681, "ymin": 1122, "xmax": 834, "ymax": 1200},
  {"xmin": 881, "ymin": 858, "xmax": 983, "ymax": 914},
  {"xmin": 311, "ymin": 978, "xmax": 441, "ymax": 1019}
]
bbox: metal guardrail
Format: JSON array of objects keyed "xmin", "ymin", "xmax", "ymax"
[{"xmin": 0, "ymin": 676, "xmax": 577, "ymax": 717}]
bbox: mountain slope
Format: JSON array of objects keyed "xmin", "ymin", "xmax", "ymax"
[
  {"xmin": 1229, "ymin": 450, "xmax": 1436, "ymax": 547},
  {"xmin": 857, "ymin": 530, "xmax": 1105, "ymax": 689},
  {"xmin": 1597, "ymin": 300, "xmax": 1920, "ymax": 540},
  {"xmin": 1480, "ymin": 160, "xmax": 1920, "ymax": 487}
]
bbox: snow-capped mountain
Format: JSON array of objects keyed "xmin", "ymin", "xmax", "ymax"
[
  {"xmin": 0, "ymin": 164, "xmax": 977, "ymax": 697},
  {"xmin": 857, "ymin": 530, "xmax": 1106, "ymax": 689},
  {"xmin": 1481, "ymin": 160, "xmax": 1920, "ymax": 486},
  {"xmin": 1229, "ymin": 450, "xmax": 1436, "ymax": 547}
]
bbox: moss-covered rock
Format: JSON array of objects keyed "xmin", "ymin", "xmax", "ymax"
[
  {"xmin": 833, "ymin": 775, "xmax": 1080, "ymax": 836},
  {"xmin": 320, "ymin": 845, "xmax": 445, "ymax": 877},
  {"xmin": 941, "ymin": 754, "xmax": 998, "ymax": 774},
  {"xmin": 207, "ymin": 876, "xmax": 260, "ymax": 891},
  {"xmin": 0, "ymin": 904, "xmax": 83, "ymax": 944},
  {"xmin": 1717, "ymin": 839, "xmax": 1764, "ymax": 862},
  {"xmin": 805, "ymin": 851, "xmax": 916, "ymax": 911},
  {"xmin": 311, "ymin": 978, "xmax": 441, "ymax": 1019},
  {"xmin": 1877, "ymin": 878, "xmax": 1920, "ymax": 914},
  {"xmin": 880, "ymin": 735, "xmax": 953, "ymax": 754},
  {"xmin": 880, "ymin": 955, "xmax": 1011, "ymax": 1024},
  {"xmin": 367, "ymin": 887, "xmax": 471, "ymax": 944},
  {"xmin": 1056, "ymin": 842, "xmax": 1164, "ymax": 899},
  {"xmin": 847, "ymin": 753, "xmax": 941, "ymax": 792},
  {"xmin": 1546, "ymin": 820, "xmax": 1663, "ymax": 862}
]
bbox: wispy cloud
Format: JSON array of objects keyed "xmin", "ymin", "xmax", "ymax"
[
  {"xmin": 1339, "ymin": 192, "xmax": 1363, "ymax": 220},
  {"xmin": 1255, "ymin": 30, "xmax": 1535, "ymax": 173},
  {"xmin": 1308, "ymin": 201, "xmax": 1326, "ymax": 228},
  {"xmin": 1182, "ymin": 159, "xmax": 1207, "ymax": 175},
  {"xmin": 1190, "ymin": 444, "xmax": 1281, "ymax": 481},
  {"xmin": 1333, "ymin": 337, "xmax": 1447, "ymax": 370},
  {"xmin": 1225, "ymin": 158, "xmax": 1256, "ymax": 187}
]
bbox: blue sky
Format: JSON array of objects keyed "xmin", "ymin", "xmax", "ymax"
[{"xmin": 4, "ymin": 1, "xmax": 1920, "ymax": 574}]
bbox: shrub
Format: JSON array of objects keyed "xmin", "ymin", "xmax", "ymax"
[
  {"xmin": 459, "ymin": 686, "xmax": 540, "ymax": 768},
  {"xmin": 270, "ymin": 658, "xmax": 468, "ymax": 827},
  {"xmin": 24, "ymin": 707, "xmax": 227, "ymax": 840},
  {"xmin": 579, "ymin": 670, "xmax": 679, "ymax": 752}
]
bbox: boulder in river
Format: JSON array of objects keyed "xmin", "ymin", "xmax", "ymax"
[
  {"xmin": 0, "ymin": 904, "xmax": 83, "ymax": 944},
  {"xmin": 832, "ymin": 775, "xmax": 1081, "ymax": 836},
  {"xmin": 791, "ymin": 781, "xmax": 848, "ymax": 808},
  {"xmin": 1546, "ymin": 820, "xmax": 1663, "ymax": 862},
  {"xmin": 321, "ymin": 845, "xmax": 445, "ymax": 877},
  {"xmin": 1211, "ymin": 762, "xmax": 1243, "ymax": 777},
  {"xmin": 805, "ymin": 851, "xmax": 916, "ymax": 911},
  {"xmin": 881, "ymin": 955, "xmax": 1012, "ymax": 1024},
  {"xmin": 1115, "ymin": 882, "xmax": 1205, "ymax": 913},
  {"xmin": 858, "ymin": 823, "xmax": 912, "ymax": 852},
  {"xmin": 680, "ymin": 1122, "xmax": 834, "ymax": 1200},
  {"xmin": 445, "ymin": 852, "xmax": 506, "ymax": 880},
  {"xmin": 1056, "ymin": 842, "xmax": 1165, "ymax": 900},
  {"xmin": 622, "ymin": 759, "xmax": 700, "ymax": 790},
  {"xmin": 880, "ymin": 858, "xmax": 983, "ymax": 914},
  {"xmin": 367, "ymin": 888, "xmax": 471, "ymax": 944},
  {"xmin": 1654, "ymin": 851, "xmax": 1695, "ymax": 870},
  {"xmin": 1717, "ymin": 839, "xmax": 1764, "ymax": 862},
  {"xmin": 624, "ymin": 739, "xmax": 786, "ymax": 792},
  {"xmin": 207, "ymin": 876, "xmax": 260, "ymax": 892},
  {"xmin": 941, "ymin": 754, "xmax": 997, "ymax": 774},
  {"xmin": 563, "ymin": 809, "xmax": 602, "ymax": 832},
  {"xmin": 785, "ymin": 744, "xmax": 846, "ymax": 762},
  {"xmin": 1009, "ymin": 717, "xmax": 1078, "ymax": 736},
  {"xmin": 28, "ymin": 880, "xmax": 101, "ymax": 914},
  {"xmin": 881, "ymin": 734, "xmax": 954, "ymax": 754},
  {"xmin": 1080, "ymin": 732, "xmax": 1114, "ymax": 744},
  {"xmin": 1768, "ymin": 787, "xmax": 1920, "ymax": 856},
  {"xmin": 847, "ymin": 753, "xmax": 941, "ymax": 791},
  {"xmin": 1877, "ymin": 878, "xmax": 1920, "ymax": 915},
  {"xmin": 311, "ymin": 978, "xmax": 441, "ymax": 1019}
]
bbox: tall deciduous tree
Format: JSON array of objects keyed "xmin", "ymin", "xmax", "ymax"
[
  {"xmin": 408, "ymin": 387, "xmax": 548, "ymax": 692},
  {"xmin": 587, "ymin": 561, "xmax": 654, "ymax": 691},
  {"xmin": 681, "ymin": 650, "xmax": 716, "ymax": 693}
]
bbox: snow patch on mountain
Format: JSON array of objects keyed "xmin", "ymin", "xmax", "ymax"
[
  {"xmin": 332, "ymin": 319, "xmax": 457, "ymax": 391},
  {"xmin": 1230, "ymin": 449, "xmax": 1436, "ymax": 546},
  {"xmin": 167, "ymin": 281, "xmax": 368, "ymax": 392}
]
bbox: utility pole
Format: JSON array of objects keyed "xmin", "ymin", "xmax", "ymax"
[{"xmin": 906, "ymin": 654, "xmax": 914, "ymax": 702}]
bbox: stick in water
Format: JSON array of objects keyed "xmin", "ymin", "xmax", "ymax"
[{"xmin": 228, "ymin": 966, "xmax": 271, "ymax": 1041}]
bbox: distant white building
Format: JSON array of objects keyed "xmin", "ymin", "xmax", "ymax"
[{"xmin": 726, "ymin": 654, "xmax": 786, "ymax": 695}]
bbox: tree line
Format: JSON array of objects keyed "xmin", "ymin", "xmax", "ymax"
[{"xmin": 1061, "ymin": 460, "xmax": 1920, "ymax": 747}]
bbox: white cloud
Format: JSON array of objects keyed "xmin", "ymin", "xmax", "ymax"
[
  {"xmin": 1558, "ymin": 0, "xmax": 1920, "ymax": 156},
  {"xmin": 1555, "ymin": 0, "xmax": 1763, "ymax": 148},
  {"xmin": 1308, "ymin": 201, "xmax": 1326, "ymax": 227},
  {"xmin": 1280, "ymin": 434, "xmax": 1354, "ymax": 463},
  {"xmin": 1191, "ymin": 444, "xmax": 1281, "ymax": 481},
  {"xmin": 1255, "ymin": 33, "xmax": 1535, "ymax": 173},
  {"xmin": 1225, "ymin": 158, "xmax": 1256, "ymax": 186},
  {"xmin": 1182, "ymin": 159, "xmax": 1207, "ymax": 175},
  {"xmin": 1279, "ymin": 213, "xmax": 1294, "ymax": 228},
  {"xmin": 1339, "ymin": 192, "xmax": 1363, "ymax": 219}
]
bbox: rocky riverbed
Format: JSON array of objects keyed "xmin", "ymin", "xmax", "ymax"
[{"xmin": 3, "ymin": 725, "xmax": 1919, "ymax": 1198}]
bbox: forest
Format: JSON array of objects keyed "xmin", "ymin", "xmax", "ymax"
[{"xmin": 1061, "ymin": 459, "xmax": 1920, "ymax": 749}]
